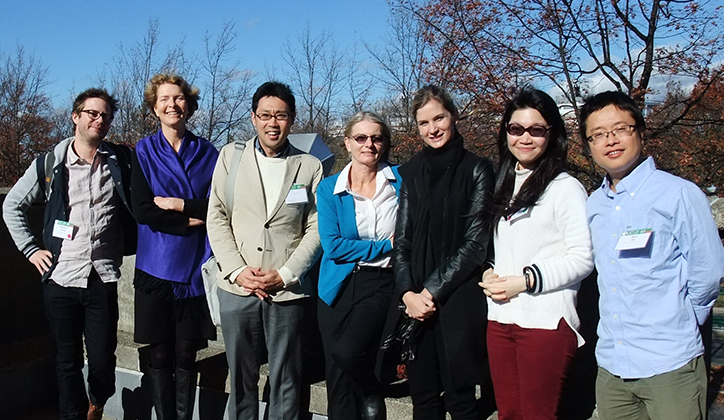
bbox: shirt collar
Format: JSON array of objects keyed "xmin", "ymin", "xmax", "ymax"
[
  {"xmin": 600, "ymin": 155, "xmax": 655, "ymax": 198},
  {"xmin": 333, "ymin": 162, "xmax": 395, "ymax": 195},
  {"xmin": 66, "ymin": 139, "xmax": 108, "ymax": 165},
  {"xmin": 255, "ymin": 136, "xmax": 291, "ymax": 158}
]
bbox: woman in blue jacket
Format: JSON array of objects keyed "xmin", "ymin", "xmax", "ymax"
[{"xmin": 317, "ymin": 111, "xmax": 401, "ymax": 420}]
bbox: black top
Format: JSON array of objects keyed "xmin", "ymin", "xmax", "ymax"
[{"xmin": 130, "ymin": 151, "xmax": 209, "ymax": 236}]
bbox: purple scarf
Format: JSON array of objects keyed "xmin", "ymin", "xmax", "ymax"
[{"xmin": 135, "ymin": 130, "xmax": 218, "ymax": 299}]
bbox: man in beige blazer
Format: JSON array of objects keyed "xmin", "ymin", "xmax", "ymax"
[{"xmin": 207, "ymin": 81, "xmax": 322, "ymax": 420}]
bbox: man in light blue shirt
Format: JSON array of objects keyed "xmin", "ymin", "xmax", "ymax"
[{"xmin": 581, "ymin": 91, "xmax": 724, "ymax": 419}]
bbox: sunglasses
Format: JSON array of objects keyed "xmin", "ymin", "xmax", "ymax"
[
  {"xmin": 350, "ymin": 134, "xmax": 386, "ymax": 145},
  {"xmin": 506, "ymin": 123, "xmax": 550, "ymax": 138}
]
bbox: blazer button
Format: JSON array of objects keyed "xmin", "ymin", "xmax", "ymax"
[{"xmin": 257, "ymin": 247, "xmax": 263, "ymax": 252}]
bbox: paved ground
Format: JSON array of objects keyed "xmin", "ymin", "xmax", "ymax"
[
  {"xmin": 13, "ymin": 396, "xmax": 724, "ymax": 420},
  {"xmin": 14, "ymin": 325, "xmax": 724, "ymax": 420}
]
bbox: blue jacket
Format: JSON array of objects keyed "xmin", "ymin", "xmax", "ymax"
[{"xmin": 317, "ymin": 164, "xmax": 401, "ymax": 305}]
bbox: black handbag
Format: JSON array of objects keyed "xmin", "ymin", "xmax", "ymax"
[{"xmin": 380, "ymin": 304, "xmax": 424, "ymax": 363}]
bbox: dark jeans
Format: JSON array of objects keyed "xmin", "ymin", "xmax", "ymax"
[
  {"xmin": 318, "ymin": 267, "xmax": 394, "ymax": 419},
  {"xmin": 43, "ymin": 271, "xmax": 119, "ymax": 420}
]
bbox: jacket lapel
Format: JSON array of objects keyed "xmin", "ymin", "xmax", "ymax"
[
  {"xmin": 242, "ymin": 143, "xmax": 268, "ymax": 220},
  {"xmin": 339, "ymin": 192, "xmax": 361, "ymax": 240},
  {"xmin": 266, "ymin": 154, "xmax": 302, "ymax": 222}
]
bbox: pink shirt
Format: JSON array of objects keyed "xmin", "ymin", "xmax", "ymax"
[{"xmin": 51, "ymin": 141, "xmax": 123, "ymax": 288}]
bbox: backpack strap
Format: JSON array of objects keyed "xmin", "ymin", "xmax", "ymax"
[
  {"xmin": 36, "ymin": 152, "xmax": 54, "ymax": 201},
  {"xmin": 225, "ymin": 140, "xmax": 247, "ymax": 215}
]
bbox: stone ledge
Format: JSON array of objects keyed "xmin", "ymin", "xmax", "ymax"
[{"xmin": 114, "ymin": 333, "xmax": 420, "ymax": 419}]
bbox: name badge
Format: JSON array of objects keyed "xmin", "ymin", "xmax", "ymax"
[
  {"xmin": 614, "ymin": 228, "xmax": 652, "ymax": 250},
  {"xmin": 285, "ymin": 183, "xmax": 309, "ymax": 205},
  {"xmin": 52, "ymin": 220, "xmax": 76, "ymax": 240}
]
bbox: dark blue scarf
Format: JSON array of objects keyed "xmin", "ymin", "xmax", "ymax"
[{"xmin": 135, "ymin": 130, "xmax": 218, "ymax": 299}]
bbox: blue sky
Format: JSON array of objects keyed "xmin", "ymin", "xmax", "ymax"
[{"xmin": 1, "ymin": 0, "xmax": 392, "ymax": 106}]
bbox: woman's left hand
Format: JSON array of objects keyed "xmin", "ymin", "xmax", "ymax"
[
  {"xmin": 480, "ymin": 275, "xmax": 526, "ymax": 302},
  {"xmin": 188, "ymin": 218, "xmax": 204, "ymax": 227},
  {"xmin": 154, "ymin": 196, "xmax": 184, "ymax": 212}
]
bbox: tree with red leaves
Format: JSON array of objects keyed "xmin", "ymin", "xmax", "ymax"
[
  {"xmin": 648, "ymin": 70, "xmax": 724, "ymax": 191},
  {"xmin": 0, "ymin": 47, "xmax": 58, "ymax": 186},
  {"xmin": 392, "ymin": 0, "xmax": 724, "ymax": 189}
]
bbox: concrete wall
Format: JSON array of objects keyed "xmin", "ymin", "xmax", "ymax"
[{"xmin": 0, "ymin": 189, "xmax": 58, "ymax": 417}]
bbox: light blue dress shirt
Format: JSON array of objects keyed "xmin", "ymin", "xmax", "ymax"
[{"xmin": 588, "ymin": 156, "xmax": 723, "ymax": 379}]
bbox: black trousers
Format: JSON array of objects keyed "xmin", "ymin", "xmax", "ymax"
[
  {"xmin": 43, "ymin": 271, "xmax": 118, "ymax": 420},
  {"xmin": 317, "ymin": 267, "xmax": 394, "ymax": 419},
  {"xmin": 407, "ymin": 319, "xmax": 479, "ymax": 420}
]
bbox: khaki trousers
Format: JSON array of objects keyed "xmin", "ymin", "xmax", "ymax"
[{"xmin": 596, "ymin": 355, "xmax": 707, "ymax": 420}]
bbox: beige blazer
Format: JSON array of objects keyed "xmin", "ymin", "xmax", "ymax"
[{"xmin": 207, "ymin": 138, "xmax": 323, "ymax": 302}]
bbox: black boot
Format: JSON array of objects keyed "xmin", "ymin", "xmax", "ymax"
[
  {"xmin": 175, "ymin": 367, "xmax": 197, "ymax": 420},
  {"xmin": 147, "ymin": 366, "xmax": 175, "ymax": 420},
  {"xmin": 360, "ymin": 394, "xmax": 386, "ymax": 420}
]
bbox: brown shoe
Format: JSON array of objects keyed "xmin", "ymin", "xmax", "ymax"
[{"xmin": 88, "ymin": 401, "xmax": 104, "ymax": 420}]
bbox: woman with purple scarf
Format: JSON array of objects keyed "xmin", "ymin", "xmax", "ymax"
[{"xmin": 131, "ymin": 74, "xmax": 218, "ymax": 420}]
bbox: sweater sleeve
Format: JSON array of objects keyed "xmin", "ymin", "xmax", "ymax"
[
  {"xmin": 130, "ymin": 151, "xmax": 190, "ymax": 235},
  {"xmin": 530, "ymin": 177, "xmax": 594, "ymax": 293},
  {"xmin": 182, "ymin": 198, "xmax": 209, "ymax": 220},
  {"xmin": 2, "ymin": 157, "xmax": 45, "ymax": 258}
]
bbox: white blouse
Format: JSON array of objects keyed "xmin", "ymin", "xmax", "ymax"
[{"xmin": 333, "ymin": 162, "xmax": 398, "ymax": 267}]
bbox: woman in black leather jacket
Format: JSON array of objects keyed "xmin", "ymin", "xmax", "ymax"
[{"xmin": 392, "ymin": 85, "xmax": 496, "ymax": 419}]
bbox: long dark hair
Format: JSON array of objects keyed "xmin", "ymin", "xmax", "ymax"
[{"xmin": 491, "ymin": 88, "xmax": 568, "ymax": 227}]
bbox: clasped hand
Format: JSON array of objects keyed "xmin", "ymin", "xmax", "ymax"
[
  {"xmin": 235, "ymin": 267, "xmax": 285, "ymax": 300},
  {"xmin": 402, "ymin": 288, "xmax": 436, "ymax": 321},
  {"xmin": 479, "ymin": 268, "xmax": 526, "ymax": 302}
]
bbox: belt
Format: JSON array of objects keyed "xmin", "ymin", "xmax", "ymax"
[{"xmin": 352, "ymin": 264, "xmax": 393, "ymax": 274}]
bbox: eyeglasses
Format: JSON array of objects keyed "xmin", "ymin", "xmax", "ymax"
[
  {"xmin": 587, "ymin": 125, "xmax": 637, "ymax": 144},
  {"xmin": 350, "ymin": 134, "xmax": 386, "ymax": 145},
  {"xmin": 81, "ymin": 109, "xmax": 113, "ymax": 123},
  {"xmin": 255, "ymin": 112, "xmax": 291, "ymax": 121},
  {"xmin": 506, "ymin": 123, "xmax": 550, "ymax": 138}
]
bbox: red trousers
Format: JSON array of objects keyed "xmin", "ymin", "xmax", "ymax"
[{"xmin": 487, "ymin": 319, "xmax": 577, "ymax": 420}]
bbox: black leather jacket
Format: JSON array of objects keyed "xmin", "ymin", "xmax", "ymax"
[
  {"xmin": 393, "ymin": 150, "xmax": 495, "ymax": 303},
  {"xmin": 391, "ymin": 146, "xmax": 495, "ymax": 390}
]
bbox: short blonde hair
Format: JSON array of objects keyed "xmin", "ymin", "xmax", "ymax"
[
  {"xmin": 144, "ymin": 74, "xmax": 200, "ymax": 119},
  {"xmin": 344, "ymin": 111, "xmax": 393, "ymax": 163}
]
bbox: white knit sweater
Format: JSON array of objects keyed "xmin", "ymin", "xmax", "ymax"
[
  {"xmin": 488, "ymin": 168, "xmax": 594, "ymax": 346},
  {"xmin": 256, "ymin": 149, "xmax": 289, "ymax": 218}
]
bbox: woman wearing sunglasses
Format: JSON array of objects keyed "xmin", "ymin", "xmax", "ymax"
[
  {"xmin": 317, "ymin": 111, "xmax": 401, "ymax": 419},
  {"xmin": 131, "ymin": 74, "xmax": 218, "ymax": 420},
  {"xmin": 479, "ymin": 88, "xmax": 594, "ymax": 419}
]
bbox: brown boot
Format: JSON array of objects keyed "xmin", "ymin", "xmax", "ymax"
[{"xmin": 87, "ymin": 401, "xmax": 104, "ymax": 420}]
